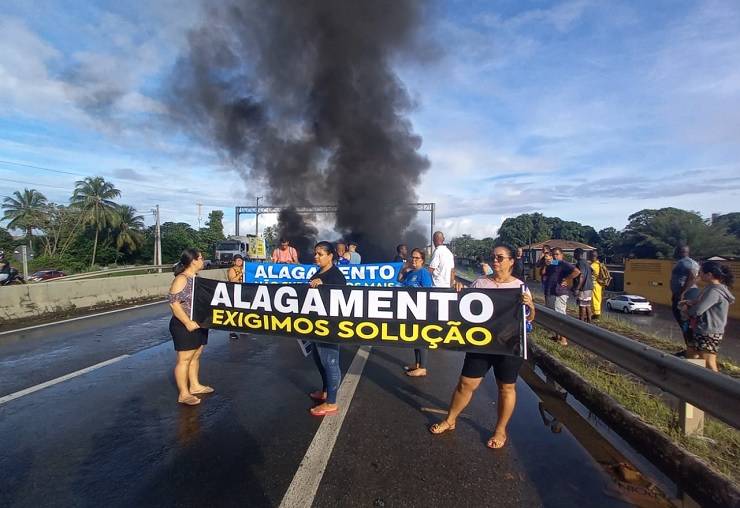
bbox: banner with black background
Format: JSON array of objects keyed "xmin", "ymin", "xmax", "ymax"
[{"xmin": 192, "ymin": 279, "xmax": 526, "ymax": 356}]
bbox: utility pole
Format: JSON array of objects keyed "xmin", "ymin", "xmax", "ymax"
[
  {"xmin": 196, "ymin": 202, "xmax": 203, "ymax": 229},
  {"xmin": 255, "ymin": 196, "xmax": 263, "ymax": 236},
  {"xmin": 152, "ymin": 205, "xmax": 162, "ymax": 272}
]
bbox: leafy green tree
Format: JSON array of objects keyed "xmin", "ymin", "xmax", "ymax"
[
  {"xmin": 449, "ymin": 234, "xmax": 496, "ymax": 259},
  {"xmin": 70, "ymin": 177, "xmax": 121, "ymax": 267},
  {"xmin": 620, "ymin": 208, "xmax": 740, "ymax": 258},
  {"xmin": 0, "ymin": 226, "xmax": 15, "ymax": 253},
  {"xmin": 2, "ymin": 188, "xmax": 48, "ymax": 246},
  {"xmin": 113, "ymin": 205, "xmax": 145, "ymax": 261},
  {"xmin": 713, "ymin": 213, "xmax": 740, "ymax": 238},
  {"xmin": 595, "ymin": 227, "xmax": 622, "ymax": 262},
  {"xmin": 155, "ymin": 222, "xmax": 202, "ymax": 263},
  {"xmin": 198, "ymin": 210, "xmax": 226, "ymax": 258},
  {"xmin": 497, "ymin": 213, "xmax": 552, "ymax": 247}
]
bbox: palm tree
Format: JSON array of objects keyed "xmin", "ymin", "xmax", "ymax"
[
  {"xmin": 113, "ymin": 205, "xmax": 145, "ymax": 260},
  {"xmin": 70, "ymin": 177, "xmax": 121, "ymax": 267},
  {"xmin": 2, "ymin": 188, "xmax": 48, "ymax": 246}
]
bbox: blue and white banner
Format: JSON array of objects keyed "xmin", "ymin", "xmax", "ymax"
[{"xmin": 243, "ymin": 262, "xmax": 403, "ymax": 287}]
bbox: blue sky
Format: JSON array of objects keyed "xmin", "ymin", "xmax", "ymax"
[{"xmin": 1, "ymin": 0, "xmax": 738, "ymax": 240}]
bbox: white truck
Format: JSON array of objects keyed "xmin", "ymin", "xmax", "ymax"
[{"xmin": 214, "ymin": 235, "xmax": 267, "ymax": 266}]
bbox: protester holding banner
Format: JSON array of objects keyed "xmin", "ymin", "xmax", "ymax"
[
  {"xmin": 307, "ymin": 241, "xmax": 347, "ymax": 416},
  {"xmin": 398, "ymin": 248, "xmax": 434, "ymax": 377},
  {"xmin": 227, "ymin": 254, "xmax": 244, "ymax": 340},
  {"xmin": 430, "ymin": 244, "xmax": 535, "ymax": 450},
  {"xmin": 168, "ymin": 248, "xmax": 213, "ymax": 406}
]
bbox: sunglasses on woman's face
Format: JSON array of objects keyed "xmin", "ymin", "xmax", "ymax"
[{"xmin": 492, "ymin": 254, "xmax": 511, "ymax": 262}]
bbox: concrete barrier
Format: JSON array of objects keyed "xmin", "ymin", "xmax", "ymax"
[{"xmin": 0, "ymin": 269, "xmax": 228, "ymax": 323}]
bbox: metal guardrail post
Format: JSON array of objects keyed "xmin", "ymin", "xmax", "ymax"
[{"xmin": 534, "ymin": 304, "xmax": 740, "ymax": 429}]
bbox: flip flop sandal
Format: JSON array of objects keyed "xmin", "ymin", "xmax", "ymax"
[
  {"xmin": 309, "ymin": 391, "xmax": 327, "ymax": 402},
  {"xmin": 310, "ymin": 406, "xmax": 338, "ymax": 417},
  {"xmin": 403, "ymin": 365, "xmax": 417, "ymax": 372},
  {"xmin": 190, "ymin": 386, "xmax": 215, "ymax": 394},
  {"xmin": 178, "ymin": 396, "xmax": 201, "ymax": 406},
  {"xmin": 487, "ymin": 436, "xmax": 507, "ymax": 449},
  {"xmin": 429, "ymin": 420, "xmax": 456, "ymax": 435}
]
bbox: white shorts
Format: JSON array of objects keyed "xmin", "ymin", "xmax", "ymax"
[{"xmin": 546, "ymin": 294, "xmax": 568, "ymax": 315}]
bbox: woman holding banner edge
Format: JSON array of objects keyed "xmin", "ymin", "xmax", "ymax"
[
  {"xmin": 307, "ymin": 241, "xmax": 347, "ymax": 416},
  {"xmin": 397, "ymin": 247, "xmax": 434, "ymax": 376},
  {"xmin": 430, "ymin": 244, "xmax": 535, "ymax": 449}
]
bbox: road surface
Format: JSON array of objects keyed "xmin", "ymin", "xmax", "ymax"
[{"xmin": 0, "ymin": 303, "xmax": 672, "ymax": 507}]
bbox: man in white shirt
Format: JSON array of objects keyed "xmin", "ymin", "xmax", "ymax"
[{"xmin": 428, "ymin": 231, "xmax": 455, "ymax": 288}]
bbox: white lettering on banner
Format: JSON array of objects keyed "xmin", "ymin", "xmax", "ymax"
[
  {"xmin": 207, "ymin": 283, "xmax": 500, "ymax": 323},
  {"xmin": 252, "ymin": 285, "xmax": 273, "ymax": 311},
  {"xmin": 254, "ymin": 265, "xmax": 268, "ymax": 279},
  {"xmin": 350, "ymin": 266, "xmax": 364, "ymax": 279},
  {"xmin": 428, "ymin": 292, "xmax": 458, "ymax": 321},
  {"xmin": 329, "ymin": 288, "xmax": 363, "ymax": 318},
  {"xmin": 397, "ymin": 291, "xmax": 426, "ymax": 320},
  {"xmin": 211, "ymin": 283, "xmax": 232, "ymax": 307},
  {"xmin": 275, "ymin": 286, "xmax": 299, "ymax": 313},
  {"xmin": 301, "ymin": 288, "xmax": 328, "ymax": 316},
  {"xmin": 338, "ymin": 267, "xmax": 350, "ymax": 278},
  {"xmin": 459, "ymin": 293, "xmax": 494, "ymax": 323},
  {"xmin": 278, "ymin": 266, "xmax": 291, "ymax": 278},
  {"xmin": 379, "ymin": 265, "xmax": 394, "ymax": 280},
  {"xmin": 233, "ymin": 285, "xmax": 251, "ymax": 309},
  {"xmin": 365, "ymin": 266, "xmax": 379, "ymax": 279},
  {"xmin": 367, "ymin": 290, "xmax": 393, "ymax": 319}
]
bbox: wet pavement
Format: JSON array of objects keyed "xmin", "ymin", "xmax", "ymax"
[{"xmin": 1, "ymin": 305, "xmax": 671, "ymax": 507}]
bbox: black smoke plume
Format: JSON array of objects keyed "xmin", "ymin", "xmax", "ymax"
[{"xmin": 168, "ymin": 0, "xmax": 431, "ymax": 261}]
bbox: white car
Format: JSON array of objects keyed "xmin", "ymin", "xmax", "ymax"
[{"xmin": 606, "ymin": 295, "xmax": 653, "ymax": 314}]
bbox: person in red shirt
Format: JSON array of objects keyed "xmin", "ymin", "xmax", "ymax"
[{"xmin": 271, "ymin": 238, "xmax": 299, "ymax": 264}]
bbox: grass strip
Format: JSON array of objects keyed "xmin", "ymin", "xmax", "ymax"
[{"xmin": 531, "ymin": 328, "xmax": 740, "ymax": 485}]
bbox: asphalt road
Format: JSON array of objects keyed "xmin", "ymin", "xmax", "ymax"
[
  {"xmin": 601, "ymin": 301, "xmax": 740, "ymax": 362},
  {"xmin": 0, "ymin": 304, "xmax": 671, "ymax": 507}
]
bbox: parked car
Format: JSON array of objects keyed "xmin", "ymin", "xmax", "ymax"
[
  {"xmin": 28, "ymin": 270, "xmax": 66, "ymax": 282},
  {"xmin": 606, "ymin": 294, "xmax": 653, "ymax": 314}
]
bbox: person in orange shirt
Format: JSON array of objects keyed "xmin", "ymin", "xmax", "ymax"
[{"xmin": 271, "ymin": 238, "xmax": 299, "ymax": 264}]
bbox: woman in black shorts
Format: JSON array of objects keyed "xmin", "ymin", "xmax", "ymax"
[
  {"xmin": 430, "ymin": 244, "xmax": 535, "ymax": 449},
  {"xmin": 168, "ymin": 248, "xmax": 213, "ymax": 406}
]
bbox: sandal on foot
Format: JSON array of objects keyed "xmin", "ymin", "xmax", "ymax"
[
  {"xmin": 310, "ymin": 405, "xmax": 338, "ymax": 417},
  {"xmin": 403, "ymin": 365, "xmax": 418, "ymax": 372},
  {"xmin": 190, "ymin": 386, "xmax": 214, "ymax": 394},
  {"xmin": 309, "ymin": 390, "xmax": 327, "ymax": 402},
  {"xmin": 487, "ymin": 435, "xmax": 507, "ymax": 449},
  {"xmin": 406, "ymin": 368, "xmax": 427, "ymax": 377},
  {"xmin": 178, "ymin": 395, "xmax": 201, "ymax": 406},
  {"xmin": 429, "ymin": 420, "xmax": 456, "ymax": 435}
]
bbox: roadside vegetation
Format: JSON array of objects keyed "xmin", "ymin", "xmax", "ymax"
[
  {"xmin": 531, "ymin": 328, "xmax": 740, "ymax": 485},
  {"xmin": 1, "ymin": 179, "xmax": 227, "ymax": 275}
]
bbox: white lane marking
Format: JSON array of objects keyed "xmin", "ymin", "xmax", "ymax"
[
  {"xmin": 279, "ymin": 346, "xmax": 371, "ymax": 508},
  {"xmin": 0, "ymin": 354, "xmax": 130, "ymax": 405},
  {"xmin": 0, "ymin": 300, "xmax": 168, "ymax": 336}
]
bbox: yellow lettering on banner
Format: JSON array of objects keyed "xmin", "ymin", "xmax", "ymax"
[
  {"xmin": 421, "ymin": 325, "xmax": 444, "ymax": 349},
  {"xmin": 271, "ymin": 315, "xmax": 292, "ymax": 332},
  {"xmin": 338, "ymin": 321, "xmax": 354, "ymax": 338},
  {"xmin": 443, "ymin": 321, "xmax": 465, "ymax": 345},
  {"xmin": 355, "ymin": 322, "xmax": 379, "ymax": 340},
  {"xmin": 314, "ymin": 320, "xmax": 330, "ymax": 337},
  {"xmin": 223, "ymin": 310, "xmax": 239, "ymax": 327},
  {"xmin": 399, "ymin": 323, "xmax": 419, "ymax": 342},
  {"xmin": 245, "ymin": 313, "xmax": 262, "ymax": 329},
  {"xmin": 380, "ymin": 323, "xmax": 398, "ymax": 341},
  {"xmin": 212, "ymin": 309, "xmax": 224, "ymax": 325},
  {"xmin": 466, "ymin": 327, "xmax": 493, "ymax": 346},
  {"xmin": 238, "ymin": 312, "xmax": 245, "ymax": 327},
  {"xmin": 293, "ymin": 317, "xmax": 313, "ymax": 334}
]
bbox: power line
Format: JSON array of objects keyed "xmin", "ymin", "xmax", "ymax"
[
  {"xmin": 0, "ymin": 159, "xmax": 237, "ymax": 208},
  {"xmin": 0, "ymin": 160, "xmax": 81, "ymax": 176},
  {"xmin": 0, "ymin": 177, "xmax": 71, "ymax": 191}
]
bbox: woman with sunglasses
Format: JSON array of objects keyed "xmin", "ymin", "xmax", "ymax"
[
  {"xmin": 398, "ymin": 248, "xmax": 434, "ymax": 376},
  {"xmin": 307, "ymin": 241, "xmax": 347, "ymax": 416},
  {"xmin": 430, "ymin": 244, "xmax": 535, "ymax": 449}
]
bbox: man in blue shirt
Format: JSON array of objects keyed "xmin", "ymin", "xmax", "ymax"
[{"xmin": 544, "ymin": 248, "xmax": 581, "ymax": 345}]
